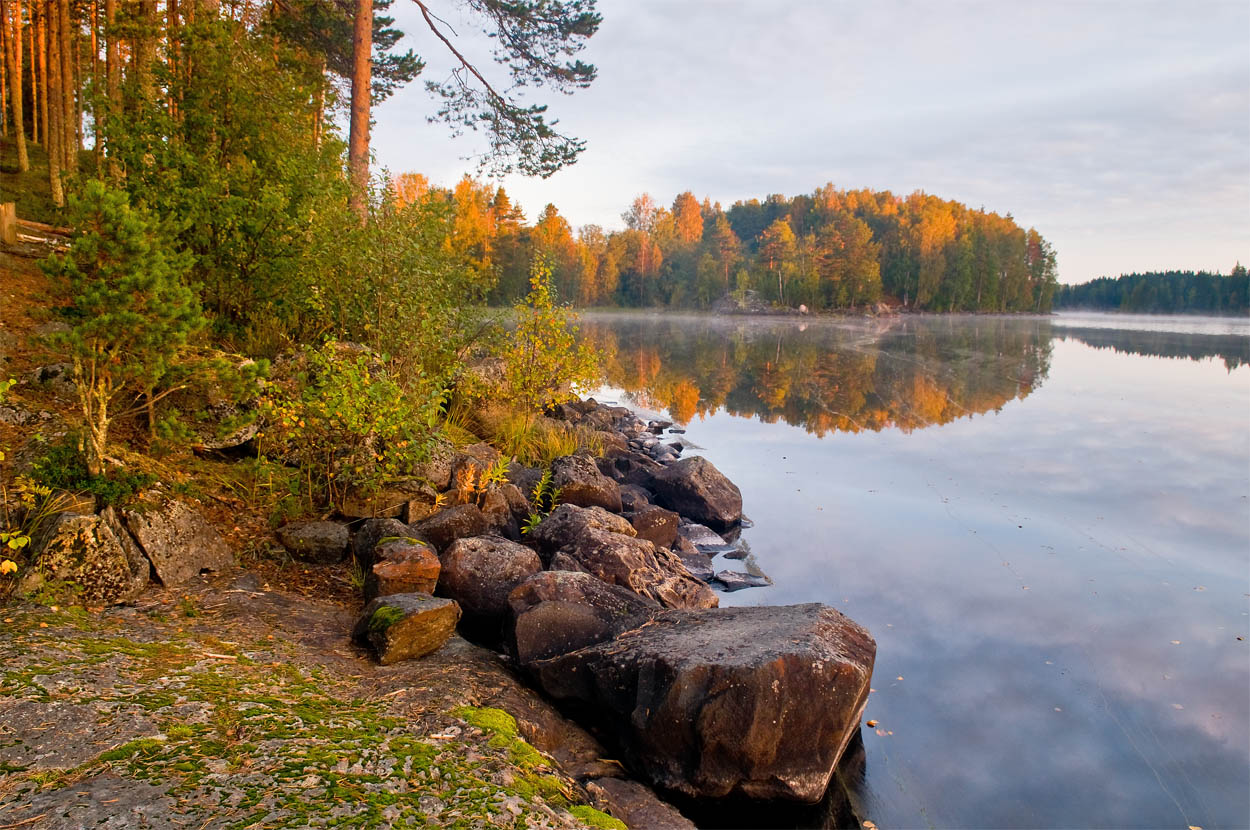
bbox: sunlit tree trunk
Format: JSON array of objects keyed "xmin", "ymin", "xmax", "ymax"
[
  {"xmin": 36, "ymin": 1, "xmax": 46, "ymax": 147},
  {"xmin": 56, "ymin": 0, "xmax": 74, "ymax": 171},
  {"xmin": 0, "ymin": 14, "xmax": 8, "ymax": 138},
  {"xmin": 347, "ymin": 0, "xmax": 371, "ymax": 224},
  {"xmin": 3, "ymin": 0, "xmax": 29, "ymax": 170},
  {"xmin": 45, "ymin": 0, "xmax": 63, "ymax": 204},
  {"xmin": 25, "ymin": 0, "xmax": 35, "ymax": 143}
]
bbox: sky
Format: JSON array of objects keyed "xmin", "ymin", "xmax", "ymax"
[{"xmin": 371, "ymin": 1, "xmax": 1250, "ymax": 285}]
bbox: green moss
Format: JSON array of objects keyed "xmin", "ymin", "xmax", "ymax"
[
  {"xmin": 367, "ymin": 605, "xmax": 405, "ymax": 634},
  {"xmin": 453, "ymin": 706, "xmax": 518, "ymax": 740},
  {"xmin": 569, "ymin": 805, "xmax": 628, "ymax": 830},
  {"xmin": 99, "ymin": 738, "xmax": 165, "ymax": 763}
]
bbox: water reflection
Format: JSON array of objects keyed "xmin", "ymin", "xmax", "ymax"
[{"xmin": 579, "ymin": 312, "xmax": 1250, "ymax": 829}]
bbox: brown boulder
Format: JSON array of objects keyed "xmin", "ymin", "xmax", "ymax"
[
  {"xmin": 551, "ymin": 454, "xmax": 622, "ymax": 512},
  {"xmin": 364, "ymin": 538, "xmax": 441, "ymax": 601},
  {"xmin": 352, "ymin": 593, "xmax": 460, "ymax": 665},
  {"xmin": 530, "ymin": 603, "xmax": 876, "ymax": 802},
  {"xmin": 414, "ymin": 504, "xmax": 491, "ymax": 552},
  {"xmin": 506, "ymin": 570, "xmax": 658, "ymax": 664},
  {"xmin": 28, "ymin": 510, "xmax": 148, "ymax": 605},
  {"xmin": 557, "ymin": 527, "xmax": 717, "ymax": 610},
  {"xmin": 649, "ymin": 456, "xmax": 742, "ymax": 530},
  {"xmin": 439, "ymin": 535, "xmax": 543, "ymax": 620},
  {"xmin": 630, "ymin": 504, "xmax": 679, "ymax": 548},
  {"xmin": 526, "ymin": 503, "xmax": 635, "ymax": 560},
  {"xmin": 275, "ymin": 521, "xmax": 350, "ymax": 564}
]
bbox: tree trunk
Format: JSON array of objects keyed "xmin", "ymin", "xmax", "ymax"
[
  {"xmin": 56, "ymin": 0, "xmax": 74, "ymax": 171},
  {"xmin": 311, "ymin": 55, "xmax": 324, "ymax": 146},
  {"xmin": 25, "ymin": 0, "xmax": 35, "ymax": 143},
  {"xmin": 133, "ymin": 0, "xmax": 154, "ymax": 102},
  {"xmin": 1, "ymin": 11, "xmax": 7, "ymax": 138},
  {"xmin": 36, "ymin": 0, "xmax": 45, "ymax": 152},
  {"xmin": 346, "ymin": 0, "xmax": 371, "ymax": 224},
  {"xmin": 45, "ymin": 0, "xmax": 62, "ymax": 205},
  {"xmin": 3, "ymin": 0, "xmax": 29, "ymax": 171},
  {"xmin": 103, "ymin": 0, "xmax": 116, "ymax": 112}
]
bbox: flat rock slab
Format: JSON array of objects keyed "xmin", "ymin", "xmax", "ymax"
[
  {"xmin": 712, "ymin": 569, "xmax": 773, "ymax": 592},
  {"xmin": 124, "ymin": 499, "xmax": 233, "ymax": 586},
  {"xmin": 353, "ymin": 593, "xmax": 461, "ymax": 665},
  {"xmin": 530, "ymin": 603, "xmax": 876, "ymax": 802}
]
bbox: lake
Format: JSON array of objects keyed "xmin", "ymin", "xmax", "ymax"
[{"xmin": 579, "ymin": 311, "xmax": 1250, "ymax": 829}]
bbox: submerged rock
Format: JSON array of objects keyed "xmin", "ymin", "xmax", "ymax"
[
  {"xmin": 529, "ymin": 603, "xmax": 876, "ymax": 802},
  {"xmin": 353, "ymin": 593, "xmax": 461, "ymax": 665},
  {"xmin": 650, "ymin": 456, "xmax": 743, "ymax": 531}
]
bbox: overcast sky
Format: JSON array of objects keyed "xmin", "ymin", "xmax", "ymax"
[{"xmin": 372, "ymin": 1, "xmax": 1250, "ymax": 285}]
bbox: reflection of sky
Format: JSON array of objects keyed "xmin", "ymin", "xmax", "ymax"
[{"xmin": 594, "ymin": 316, "xmax": 1250, "ymax": 828}]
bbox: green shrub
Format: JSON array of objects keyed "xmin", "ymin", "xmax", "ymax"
[{"xmin": 29, "ymin": 435, "xmax": 156, "ymax": 507}]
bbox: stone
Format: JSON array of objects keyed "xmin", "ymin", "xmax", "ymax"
[
  {"xmin": 551, "ymin": 454, "xmax": 622, "ymax": 512},
  {"xmin": 618, "ymin": 484, "xmax": 652, "ymax": 513},
  {"xmin": 529, "ymin": 603, "xmax": 876, "ymax": 802},
  {"xmin": 123, "ymin": 498, "xmax": 232, "ymax": 586},
  {"xmin": 676, "ymin": 522, "xmax": 727, "ymax": 550},
  {"xmin": 498, "ymin": 483, "xmax": 531, "ymax": 523},
  {"xmin": 547, "ymin": 551, "xmax": 588, "ymax": 573},
  {"xmin": 594, "ymin": 430, "xmax": 628, "ymax": 453},
  {"xmin": 630, "ymin": 504, "xmax": 679, "ymax": 548},
  {"xmin": 414, "ymin": 504, "xmax": 491, "ymax": 552},
  {"xmin": 506, "ymin": 570, "xmax": 659, "ymax": 665},
  {"xmin": 526, "ymin": 504, "xmax": 636, "ymax": 560},
  {"xmin": 29, "ymin": 511, "xmax": 149, "ymax": 605},
  {"xmin": 352, "ymin": 593, "xmax": 461, "ymax": 665},
  {"xmin": 439, "ymin": 536, "xmax": 543, "ymax": 620},
  {"xmin": 557, "ymin": 527, "xmax": 717, "ymax": 610},
  {"xmin": 479, "ymin": 486, "xmax": 520, "ymax": 539},
  {"xmin": 275, "ymin": 521, "xmax": 350, "ymax": 564},
  {"xmin": 649, "ymin": 456, "xmax": 743, "ymax": 530},
  {"xmin": 352, "ymin": 518, "xmax": 418, "ymax": 569},
  {"xmin": 364, "ymin": 539, "xmax": 441, "ymax": 601},
  {"xmin": 598, "ymin": 447, "xmax": 664, "ymax": 486},
  {"xmin": 338, "ymin": 480, "xmax": 438, "ymax": 522},
  {"xmin": 672, "ymin": 538, "xmax": 714, "ymax": 582},
  {"xmin": 584, "ymin": 778, "xmax": 697, "ymax": 830},
  {"xmin": 713, "ymin": 570, "xmax": 773, "ymax": 592}
]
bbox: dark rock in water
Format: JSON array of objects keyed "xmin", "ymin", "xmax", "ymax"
[
  {"xmin": 353, "ymin": 593, "xmax": 460, "ymax": 665},
  {"xmin": 364, "ymin": 539, "xmax": 441, "ymax": 600},
  {"xmin": 439, "ymin": 535, "xmax": 542, "ymax": 621},
  {"xmin": 352, "ymin": 518, "xmax": 417, "ymax": 568},
  {"xmin": 647, "ymin": 419, "xmax": 673, "ymax": 434},
  {"xmin": 529, "ymin": 603, "xmax": 876, "ymax": 802},
  {"xmin": 630, "ymin": 504, "xmax": 680, "ymax": 548},
  {"xmin": 672, "ymin": 539, "xmax": 715, "ymax": 582},
  {"xmin": 526, "ymin": 503, "xmax": 635, "ymax": 560},
  {"xmin": 713, "ymin": 570, "xmax": 773, "ymax": 592},
  {"xmin": 506, "ymin": 570, "xmax": 658, "ymax": 664},
  {"xmin": 123, "ymin": 498, "xmax": 233, "ymax": 586},
  {"xmin": 677, "ymin": 522, "xmax": 727, "ymax": 550},
  {"xmin": 28, "ymin": 511, "xmax": 149, "ymax": 605},
  {"xmin": 650, "ymin": 456, "xmax": 743, "ymax": 531},
  {"xmin": 720, "ymin": 539, "xmax": 751, "ymax": 560},
  {"xmin": 557, "ymin": 527, "xmax": 718, "ymax": 610},
  {"xmin": 668, "ymin": 427, "xmax": 686, "ymax": 434},
  {"xmin": 414, "ymin": 504, "xmax": 491, "ymax": 552},
  {"xmin": 551, "ymin": 454, "xmax": 622, "ymax": 513},
  {"xmin": 664, "ymin": 442, "xmax": 684, "ymax": 455},
  {"xmin": 275, "ymin": 521, "xmax": 350, "ymax": 564},
  {"xmin": 618, "ymin": 484, "xmax": 652, "ymax": 513}
]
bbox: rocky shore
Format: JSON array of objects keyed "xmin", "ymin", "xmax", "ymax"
[{"xmin": 2, "ymin": 386, "xmax": 877, "ymax": 827}]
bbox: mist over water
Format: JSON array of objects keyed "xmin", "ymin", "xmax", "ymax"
[{"xmin": 582, "ymin": 312, "xmax": 1250, "ymax": 829}]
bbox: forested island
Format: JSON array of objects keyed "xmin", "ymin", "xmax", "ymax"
[{"xmin": 1055, "ymin": 267, "xmax": 1249, "ymax": 315}]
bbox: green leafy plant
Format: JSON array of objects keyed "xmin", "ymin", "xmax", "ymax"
[
  {"xmin": 501, "ymin": 257, "xmax": 600, "ymax": 419},
  {"xmin": 521, "ymin": 468, "xmax": 562, "ymax": 535},
  {"xmin": 40, "ymin": 180, "xmax": 204, "ymax": 476},
  {"xmin": 28, "ymin": 435, "xmax": 155, "ymax": 507}
]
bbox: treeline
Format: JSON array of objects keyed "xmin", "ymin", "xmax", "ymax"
[
  {"xmin": 1055, "ymin": 267, "xmax": 1249, "ymax": 315},
  {"xmin": 396, "ymin": 177, "xmax": 1060, "ymax": 313}
]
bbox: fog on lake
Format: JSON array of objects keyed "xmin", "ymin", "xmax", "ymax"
[{"xmin": 580, "ymin": 311, "xmax": 1250, "ymax": 829}]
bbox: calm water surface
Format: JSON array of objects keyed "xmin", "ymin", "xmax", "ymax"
[{"xmin": 580, "ymin": 311, "xmax": 1250, "ymax": 830}]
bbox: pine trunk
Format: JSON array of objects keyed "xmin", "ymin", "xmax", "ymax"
[
  {"xmin": 36, "ymin": 2, "xmax": 45, "ymax": 151},
  {"xmin": 346, "ymin": 0, "xmax": 371, "ymax": 224},
  {"xmin": 3, "ymin": 0, "xmax": 29, "ymax": 171},
  {"xmin": 25, "ymin": 0, "xmax": 34, "ymax": 143},
  {"xmin": 56, "ymin": 0, "xmax": 73, "ymax": 171},
  {"xmin": 45, "ymin": 0, "xmax": 62, "ymax": 205},
  {"xmin": 1, "ymin": 12, "xmax": 7, "ymax": 138}
]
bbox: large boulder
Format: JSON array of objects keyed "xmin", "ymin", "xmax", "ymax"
[
  {"xmin": 557, "ymin": 527, "xmax": 717, "ymax": 610},
  {"xmin": 26, "ymin": 509, "xmax": 148, "ymax": 605},
  {"xmin": 598, "ymin": 448, "xmax": 664, "ymax": 487},
  {"xmin": 526, "ymin": 503, "xmax": 635, "ymax": 560},
  {"xmin": 438, "ymin": 535, "xmax": 542, "ymax": 621},
  {"xmin": 352, "ymin": 593, "xmax": 461, "ymax": 665},
  {"xmin": 364, "ymin": 538, "xmax": 441, "ymax": 601},
  {"xmin": 275, "ymin": 521, "xmax": 350, "ymax": 564},
  {"xmin": 551, "ymin": 454, "xmax": 622, "ymax": 513},
  {"xmin": 414, "ymin": 504, "xmax": 491, "ymax": 552},
  {"xmin": 649, "ymin": 456, "xmax": 742, "ymax": 530},
  {"xmin": 630, "ymin": 504, "xmax": 679, "ymax": 548},
  {"xmin": 506, "ymin": 570, "xmax": 659, "ymax": 664},
  {"xmin": 123, "ymin": 498, "xmax": 232, "ymax": 586},
  {"xmin": 338, "ymin": 480, "xmax": 439, "ymax": 523},
  {"xmin": 529, "ymin": 603, "xmax": 876, "ymax": 802}
]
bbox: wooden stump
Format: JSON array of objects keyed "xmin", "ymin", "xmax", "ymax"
[{"xmin": 0, "ymin": 203, "xmax": 17, "ymax": 246}]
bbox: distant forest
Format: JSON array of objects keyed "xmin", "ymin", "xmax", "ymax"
[
  {"xmin": 1055, "ymin": 267, "xmax": 1249, "ymax": 315},
  {"xmin": 394, "ymin": 176, "xmax": 1059, "ymax": 313}
]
